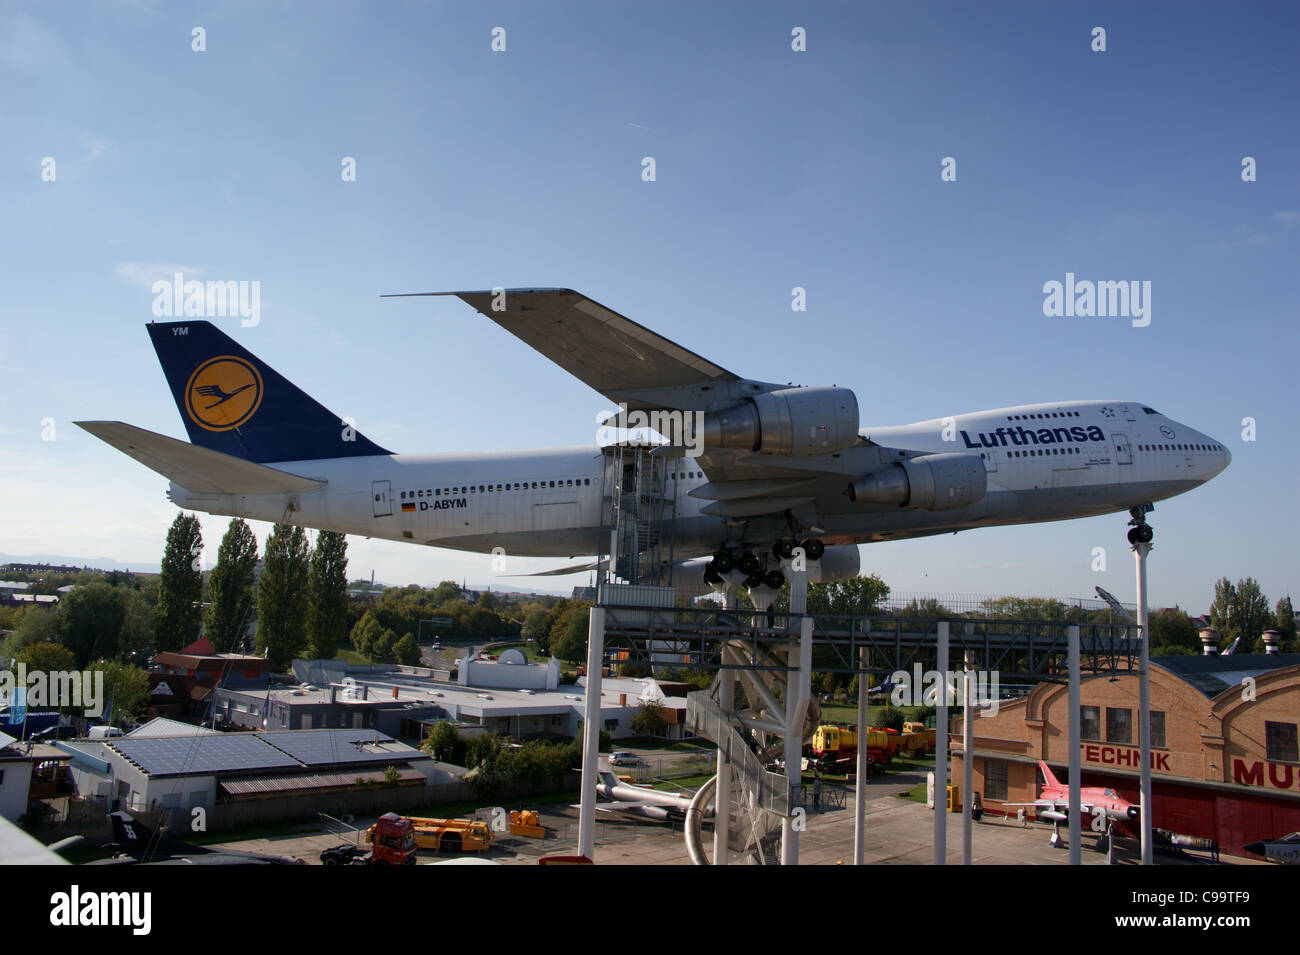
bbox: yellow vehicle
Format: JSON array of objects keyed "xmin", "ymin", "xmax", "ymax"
[
  {"xmin": 508, "ymin": 810, "xmax": 547, "ymax": 839},
  {"xmin": 369, "ymin": 815, "xmax": 495, "ymax": 853},
  {"xmin": 902, "ymin": 721, "xmax": 936, "ymax": 754}
]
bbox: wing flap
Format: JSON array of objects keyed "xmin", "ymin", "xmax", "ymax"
[{"xmin": 77, "ymin": 421, "xmax": 326, "ymax": 495}]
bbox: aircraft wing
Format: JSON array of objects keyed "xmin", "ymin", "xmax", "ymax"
[
  {"xmin": 383, "ymin": 289, "xmax": 740, "ymax": 405},
  {"xmin": 394, "ymin": 288, "xmax": 881, "ymax": 522}
]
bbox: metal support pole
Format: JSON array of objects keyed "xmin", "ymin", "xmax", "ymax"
[
  {"xmin": 713, "ymin": 651, "xmax": 733, "ymax": 865},
  {"xmin": 1134, "ymin": 540, "xmax": 1154, "ymax": 864},
  {"xmin": 854, "ymin": 646, "xmax": 868, "ymax": 865},
  {"xmin": 962, "ymin": 649, "xmax": 974, "ymax": 865},
  {"xmin": 578, "ymin": 606, "xmax": 606, "ymax": 861},
  {"xmin": 1068, "ymin": 624, "xmax": 1081, "ymax": 866},
  {"xmin": 781, "ymin": 616, "xmax": 813, "ymax": 865},
  {"xmin": 934, "ymin": 621, "xmax": 949, "ymax": 865}
]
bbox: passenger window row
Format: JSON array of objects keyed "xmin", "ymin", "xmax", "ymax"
[{"xmin": 399, "ymin": 478, "xmax": 592, "ymax": 500}]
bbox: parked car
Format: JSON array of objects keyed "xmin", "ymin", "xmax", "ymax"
[{"xmin": 610, "ymin": 751, "xmax": 643, "ymax": 767}]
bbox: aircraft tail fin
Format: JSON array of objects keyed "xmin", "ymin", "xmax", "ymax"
[
  {"xmin": 1038, "ymin": 759, "xmax": 1061, "ymax": 790},
  {"xmin": 146, "ymin": 320, "xmax": 392, "ymax": 463}
]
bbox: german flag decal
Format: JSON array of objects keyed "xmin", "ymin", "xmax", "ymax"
[{"xmin": 401, "ymin": 502, "xmax": 416, "ymax": 512}]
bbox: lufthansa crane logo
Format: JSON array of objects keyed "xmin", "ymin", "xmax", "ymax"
[{"xmin": 184, "ymin": 355, "xmax": 263, "ymax": 431}]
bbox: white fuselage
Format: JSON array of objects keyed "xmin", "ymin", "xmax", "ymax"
[{"xmin": 168, "ymin": 400, "xmax": 1229, "ymax": 559}]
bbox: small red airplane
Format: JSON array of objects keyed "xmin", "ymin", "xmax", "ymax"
[{"xmin": 1005, "ymin": 760, "xmax": 1140, "ymax": 831}]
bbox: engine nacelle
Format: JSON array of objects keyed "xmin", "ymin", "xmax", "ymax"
[
  {"xmin": 846, "ymin": 452, "xmax": 986, "ymax": 510},
  {"xmin": 702, "ymin": 387, "xmax": 859, "ymax": 457}
]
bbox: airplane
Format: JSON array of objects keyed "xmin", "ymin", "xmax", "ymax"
[
  {"xmin": 76, "ymin": 288, "xmax": 1231, "ymax": 598},
  {"xmin": 1005, "ymin": 759, "xmax": 1140, "ymax": 846},
  {"xmin": 580, "ymin": 767, "xmax": 704, "ymax": 821},
  {"xmin": 1243, "ymin": 832, "xmax": 1300, "ymax": 863}
]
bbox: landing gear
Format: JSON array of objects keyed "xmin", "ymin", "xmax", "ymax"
[
  {"xmin": 1126, "ymin": 505, "xmax": 1154, "ymax": 545},
  {"xmin": 764, "ymin": 569, "xmax": 786, "ymax": 590},
  {"xmin": 802, "ymin": 538, "xmax": 825, "ymax": 560},
  {"xmin": 711, "ymin": 551, "xmax": 735, "ymax": 574},
  {"xmin": 738, "ymin": 551, "xmax": 761, "ymax": 576},
  {"xmin": 773, "ymin": 539, "xmax": 798, "ymax": 560}
]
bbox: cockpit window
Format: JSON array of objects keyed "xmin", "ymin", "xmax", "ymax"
[{"xmin": 1142, "ymin": 407, "xmax": 1159, "ymax": 415}]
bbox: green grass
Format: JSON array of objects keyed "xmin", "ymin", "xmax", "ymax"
[
  {"xmin": 818, "ymin": 704, "xmax": 930, "ymax": 725},
  {"xmin": 899, "ymin": 781, "xmax": 930, "ymax": 804},
  {"xmin": 650, "ymin": 774, "xmax": 712, "ymax": 791},
  {"xmin": 617, "ymin": 736, "xmax": 715, "ymax": 752},
  {"xmin": 334, "ymin": 649, "xmax": 374, "ymax": 666}
]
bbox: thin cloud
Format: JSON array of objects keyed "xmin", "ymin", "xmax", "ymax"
[
  {"xmin": 1271, "ymin": 210, "xmax": 1300, "ymax": 227},
  {"xmin": 115, "ymin": 262, "xmax": 204, "ymax": 289}
]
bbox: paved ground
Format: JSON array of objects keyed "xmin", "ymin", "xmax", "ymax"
[{"xmin": 205, "ymin": 768, "xmax": 1238, "ymax": 866}]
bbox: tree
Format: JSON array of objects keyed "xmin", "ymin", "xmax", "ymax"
[
  {"xmin": 155, "ymin": 513, "xmax": 204, "ymax": 652},
  {"xmin": 1210, "ymin": 577, "xmax": 1272, "ymax": 650},
  {"xmin": 1274, "ymin": 596, "xmax": 1296, "ymax": 648},
  {"xmin": 306, "ymin": 531, "xmax": 349, "ymax": 660},
  {"xmin": 422, "ymin": 722, "xmax": 467, "ymax": 765},
  {"xmin": 350, "ymin": 611, "xmax": 383, "ymax": 658},
  {"xmin": 630, "ymin": 702, "xmax": 668, "ymax": 737},
  {"xmin": 394, "ymin": 632, "xmax": 420, "ymax": 666},
  {"xmin": 89, "ymin": 661, "xmax": 151, "ymax": 725},
  {"xmin": 17, "ymin": 642, "xmax": 75, "ymax": 673},
  {"xmin": 205, "ymin": 518, "xmax": 259, "ymax": 653},
  {"xmin": 374, "ymin": 628, "xmax": 398, "ymax": 663},
  {"xmin": 774, "ymin": 574, "xmax": 891, "ymax": 615},
  {"xmin": 1148, "ymin": 607, "xmax": 1199, "ymax": 654},
  {"xmin": 256, "ymin": 523, "xmax": 310, "ymax": 670},
  {"xmin": 550, "ymin": 604, "xmax": 591, "ymax": 663},
  {"xmin": 2, "ymin": 608, "xmax": 61, "ymax": 662},
  {"xmin": 59, "ymin": 582, "xmax": 127, "ymax": 667}
]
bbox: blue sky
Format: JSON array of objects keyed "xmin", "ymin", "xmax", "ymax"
[{"xmin": 2, "ymin": 1, "xmax": 1296, "ymax": 614}]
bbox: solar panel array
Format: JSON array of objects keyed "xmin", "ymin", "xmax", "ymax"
[
  {"xmin": 110, "ymin": 734, "xmax": 298, "ymax": 776},
  {"xmin": 257, "ymin": 730, "xmax": 403, "ymax": 767}
]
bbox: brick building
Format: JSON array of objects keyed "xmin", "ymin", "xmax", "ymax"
[{"xmin": 951, "ymin": 654, "xmax": 1300, "ymax": 858}]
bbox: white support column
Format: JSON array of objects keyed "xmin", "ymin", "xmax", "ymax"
[
  {"xmin": 1134, "ymin": 540, "xmax": 1154, "ymax": 864},
  {"xmin": 713, "ymin": 649, "xmax": 734, "ymax": 865},
  {"xmin": 962, "ymin": 649, "xmax": 974, "ymax": 865},
  {"xmin": 577, "ymin": 606, "xmax": 606, "ymax": 861},
  {"xmin": 934, "ymin": 621, "xmax": 949, "ymax": 865},
  {"xmin": 1068, "ymin": 624, "xmax": 1081, "ymax": 866},
  {"xmin": 854, "ymin": 646, "xmax": 868, "ymax": 865},
  {"xmin": 781, "ymin": 615, "xmax": 813, "ymax": 865}
]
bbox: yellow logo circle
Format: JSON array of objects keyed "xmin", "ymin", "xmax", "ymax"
[{"xmin": 184, "ymin": 356, "xmax": 263, "ymax": 432}]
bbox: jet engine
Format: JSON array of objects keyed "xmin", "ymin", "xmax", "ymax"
[
  {"xmin": 846, "ymin": 452, "xmax": 986, "ymax": 510},
  {"xmin": 702, "ymin": 387, "xmax": 859, "ymax": 457},
  {"xmin": 807, "ymin": 544, "xmax": 861, "ymax": 582}
]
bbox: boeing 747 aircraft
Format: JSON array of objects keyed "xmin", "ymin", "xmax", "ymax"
[{"xmin": 78, "ymin": 288, "xmax": 1230, "ymax": 594}]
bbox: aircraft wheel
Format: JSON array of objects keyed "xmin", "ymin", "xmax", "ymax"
[
  {"xmin": 712, "ymin": 551, "xmax": 735, "ymax": 574},
  {"xmin": 1136, "ymin": 524, "xmax": 1153, "ymax": 543},
  {"xmin": 743, "ymin": 573, "xmax": 765, "ymax": 589},
  {"xmin": 765, "ymin": 569, "xmax": 786, "ymax": 589},
  {"xmin": 703, "ymin": 566, "xmax": 722, "ymax": 585},
  {"xmin": 802, "ymin": 538, "xmax": 826, "ymax": 560},
  {"xmin": 738, "ymin": 551, "xmax": 761, "ymax": 575},
  {"xmin": 773, "ymin": 539, "xmax": 798, "ymax": 560}
]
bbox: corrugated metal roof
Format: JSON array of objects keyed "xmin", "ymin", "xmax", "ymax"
[
  {"xmin": 219, "ymin": 766, "xmax": 425, "ymax": 796},
  {"xmin": 1153, "ymin": 654, "xmax": 1300, "ymax": 698}
]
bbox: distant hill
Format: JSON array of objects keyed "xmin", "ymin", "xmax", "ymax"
[{"xmin": 0, "ymin": 553, "xmax": 162, "ymax": 575}]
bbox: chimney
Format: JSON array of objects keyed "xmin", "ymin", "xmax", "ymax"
[
  {"xmin": 1199, "ymin": 627, "xmax": 1220, "ymax": 656},
  {"xmin": 619, "ymin": 693, "xmax": 627, "ymax": 706},
  {"xmin": 1263, "ymin": 630, "xmax": 1282, "ymax": 655},
  {"xmin": 392, "ymin": 685, "xmax": 399, "ymax": 699}
]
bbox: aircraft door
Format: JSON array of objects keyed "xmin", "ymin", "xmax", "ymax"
[
  {"xmin": 372, "ymin": 480, "xmax": 392, "ymax": 517},
  {"xmin": 1112, "ymin": 433, "xmax": 1132, "ymax": 465}
]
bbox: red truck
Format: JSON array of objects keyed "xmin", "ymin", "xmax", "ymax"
[{"xmin": 320, "ymin": 812, "xmax": 417, "ymax": 865}]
